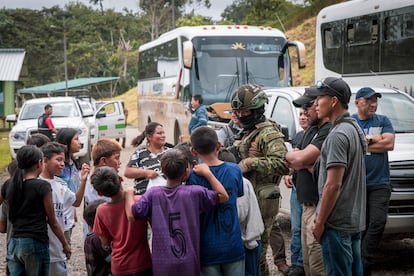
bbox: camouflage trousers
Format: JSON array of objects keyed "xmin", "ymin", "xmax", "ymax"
[{"xmin": 258, "ymin": 196, "xmax": 287, "ymax": 276}]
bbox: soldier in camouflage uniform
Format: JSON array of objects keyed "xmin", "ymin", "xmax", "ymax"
[{"xmin": 230, "ymin": 84, "xmax": 290, "ymax": 275}]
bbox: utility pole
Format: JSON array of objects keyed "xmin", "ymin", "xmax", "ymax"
[
  {"xmin": 63, "ymin": 16, "xmax": 68, "ymax": 96},
  {"xmin": 172, "ymin": 0, "xmax": 175, "ymax": 28}
]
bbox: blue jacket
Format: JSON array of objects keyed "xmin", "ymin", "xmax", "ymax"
[{"xmin": 188, "ymin": 105, "xmax": 208, "ymax": 134}]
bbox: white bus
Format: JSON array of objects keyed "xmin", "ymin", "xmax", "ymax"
[
  {"xmin": 137, "ymin": 25, "xmax": 306, "ymax": 144},
  {"xmin": 315, "ymin": 0, "xmax": 414, "ymax": 93}
]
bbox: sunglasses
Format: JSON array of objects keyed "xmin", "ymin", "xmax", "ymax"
[
  {"xmin": 316, "ymin": 79, "xmax": 342, "ymax": 96},
  {"xmin": 302, "ymin": 100, "xmax": 315, "ymax": 110}
]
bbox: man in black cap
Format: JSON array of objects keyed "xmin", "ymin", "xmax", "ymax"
[
  {"xmin": 352, "ymin": 87, "xmax": 395, "ymax": 275},
  {"xmin": 285, "ymin": 89, "xmax": 331, "ymax": 276},
  {"xmin": 308, "ymin": 77, "xmax": 367, "ymax": 275}
]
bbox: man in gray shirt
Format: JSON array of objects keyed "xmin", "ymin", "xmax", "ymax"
[{"xmin": 308, "ymin": 77, "xmax": 367, "ymax": 275}]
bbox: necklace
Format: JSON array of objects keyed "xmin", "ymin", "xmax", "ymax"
[{"xmin": 355, "ymin": 117, "xmax": 371, "ymax": 136}]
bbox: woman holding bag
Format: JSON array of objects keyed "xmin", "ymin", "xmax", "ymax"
[{"xmin": 124, "ymin": 122, "xmax": 172, "ymax": 194}]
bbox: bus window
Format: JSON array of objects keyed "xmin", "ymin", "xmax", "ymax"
[{"xmin": 344, "ymin": 16, "xmax": 379, "ymax": 74}]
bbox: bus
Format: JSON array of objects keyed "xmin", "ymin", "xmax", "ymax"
[
  {"xmin": 315, "ymin": 0, "xmax": 414, "ymax": 93},
  {"xmin": 137, "ymin": 25, "xmax": 306, "ymax": 145}
]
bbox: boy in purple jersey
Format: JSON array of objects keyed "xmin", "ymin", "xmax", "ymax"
[
  {"xmin": 187, "ymin": 126, "xmax": 245, "ymax": 276},
  {"xmin": 125, "ymin": 149, "xmax": 228, "ymax": 276}
]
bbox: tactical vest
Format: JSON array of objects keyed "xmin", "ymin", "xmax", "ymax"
[
  {"xmin": 38, "ymin": 114, "xmax": 53, "ymax": 140},
  {"xmin": 235, "ymin": 120, "xmax": 285, "ymax": 220},
  {"xmin": 235, "ymin": 120, "xmax": 285, "ymax": 184}
]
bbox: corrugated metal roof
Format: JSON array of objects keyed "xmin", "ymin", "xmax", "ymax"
[
  {"xmin": 18, "ymin": 77, "xmax": 119, "ymax": 94},
  {"xmin": 0, "ymin": 48, "xmax": 26, "ymax": 81}
]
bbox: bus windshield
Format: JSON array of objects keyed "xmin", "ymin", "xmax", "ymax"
[{"xmin": 191, "ymin": 36, "xmax": 288, "ymax": 105}]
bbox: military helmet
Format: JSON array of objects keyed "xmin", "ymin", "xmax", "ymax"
[{"xmin": 231, "ymin": 84, "xmax": 268, "ymax": 110}]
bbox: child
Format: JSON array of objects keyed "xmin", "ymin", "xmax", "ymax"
[
  {"xmin": 92, "ymin": 166, "xmax": 152, "ymax": 276},
  {"xmin": 0, "ymin": 160, "xmax": 18, "ymax": 276},
  {"xmin": 83, "ymin": 138, "xmax": 122, "ymax": 237},
  {"xmin": 56, "ymin": 128, "xmax": 84, "ymax": 244},
  {"xmin": 187, "ymin": 126, "xmax": 245, "ymax": 275},
  {"xmin": 40, "ymin": 142, "xmax": 89, "ymax": 275},
  {"xmin": 218, "ymin": 149, "xmax": 264, "ymax": 276},
  {"xmin": 6, "ymin": 145, "xmax": 70, "ymax": 275},
  {"xmin": 125, "ymin": 149, "xmax": 229, "ymax": 276},
  {"xmin": 83, "ymin": 199, "xmax": 111, "ymax": 276}
]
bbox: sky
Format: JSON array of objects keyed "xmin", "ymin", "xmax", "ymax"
[{"xmin": 0, "ymin": 0, "xmax": 232, "ymax": 20}]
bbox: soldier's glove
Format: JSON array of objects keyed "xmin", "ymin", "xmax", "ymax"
[{"xmin": 238, "ymin": 157, "xmax": 253, "ymax": 173}]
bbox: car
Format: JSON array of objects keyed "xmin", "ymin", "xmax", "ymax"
[
  {"xmin": 263, "ymin": 86, "xmax": 414, "ymax": 235},
  {"xmin": 6, "ymin": 96, "xmax": 126, "ymax": 164}
]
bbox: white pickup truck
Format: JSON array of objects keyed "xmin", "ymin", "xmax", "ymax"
[{"xmin": 6, "ymin": 96, "xmax": 126, "ymax": 164}]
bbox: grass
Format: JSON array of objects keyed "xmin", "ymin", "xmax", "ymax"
[
  {"xmin": 0, "ymin": 131, "xmax": 11, "ymax": 174},
  {"xmin": 112, "ymin": 86, "xmax": 138, "ymax": 127}
]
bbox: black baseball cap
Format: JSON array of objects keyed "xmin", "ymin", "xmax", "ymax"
[
  {"xmin": 292, "ymin": 90, "xmax": 316, "ymax": 108},
  {"xmin": 306, "ymin": 77, "xmax": 352, "ymax": 105}
]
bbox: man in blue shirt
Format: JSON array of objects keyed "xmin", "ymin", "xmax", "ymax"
[
  {"xmin": 352, "ymin": 87, "xmax": 395, "ymax": 276},
  {"xmin": 188, "ymin": 95, "xmax": 208, "ymax": 134}
]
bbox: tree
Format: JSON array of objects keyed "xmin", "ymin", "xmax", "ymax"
[
  {"xmin": 176, "ymin": 15, "xmax": 212, "ymax": 27},
  {"xmin": 221, "ymin": 0, "xmax": 251, "ymax": 24},
  {"xmin": 139, "ymin": 0, "xmax": 211, "ymax": 39}
]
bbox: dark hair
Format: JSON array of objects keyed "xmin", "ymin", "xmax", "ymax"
[
  {"xmin": 91, "ymin": 166, "xmax": 120, "ymax": 197},
  {"xmin": 193, "ymin": 94, "xmax": 203, "ymax": 104},
  {"xmin": 160, "ymin": 149, "xmax": 188, "ymax": 180},
  {"xmin": 131, "ymin": 122, "xmax": 163, "ymax": 147},
  {"xmin": 27, "ymin": 133, "xmax": 51, "ymax": 147},
  {"xmin": 83, "ymin": 199, "xmax": 105, "ymax": 227},
  {"xmin": 6, "ymin": 159, "xmax": 18, "ymax": 177},
  {"xmin": 8, "ymin": 145, "xmax": 43, "ymax": 222},
  {"xmin": 55, "ymin": 128, "xmax": 78, "ymax": 160},
  {"xmin": 41, "ymin": 142, "xmax": 66, "ymax": 159},
  {"xmin": 190, "ymin": 126, "xmax": 218, "ymax": 155},
  {"xmin": 92, "ymin": 138, "xmax": 122, "ymax": 166},
  {"xmin": 44, "ymin": 104, "xmax": 52, "ymax": 110},
  {"xmin": 174, "ymin": 142, "xmax": 197, "ymax": 164}
]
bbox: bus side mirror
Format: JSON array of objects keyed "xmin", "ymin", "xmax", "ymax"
[
  {"xmin": 288, "ymin": 41, "xmax": 306, "ymax": 69},
  {"xmin": 183, "ymin": 41, "xmax": 193, "ymax": 69}
]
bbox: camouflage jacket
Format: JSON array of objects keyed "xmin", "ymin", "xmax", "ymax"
[{"xmin": 234, "ymin": 120, "xmax": 289, "ymax": 189}]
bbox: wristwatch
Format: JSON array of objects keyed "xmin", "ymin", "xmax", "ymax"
[{"xmin": 366, "ymin": 135, "xmax": 373, "ymax": 145}]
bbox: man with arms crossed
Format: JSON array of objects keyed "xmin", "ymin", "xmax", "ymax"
[
  {"xmin": 286, "ymin": 90, "xmax": 331, "ymax": 276},
  {"xmin": 352, "ymin": 87, "xmax": 395, "ymax": 276},
  {"xmin": 309, "ymin": 77, "xmax": 367, "ymax": 275}
]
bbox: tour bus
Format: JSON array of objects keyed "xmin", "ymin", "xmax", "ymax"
[
  {"xmin": 315, "ymin": 0, "xmax": 414, "ymax": 93},
  {"xmin": 137, "ymin": 25, "xmax": 305, "ymax": 144}
]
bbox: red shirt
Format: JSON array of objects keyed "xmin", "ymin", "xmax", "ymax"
[
  {"xmin": 93, "ymin": 197, "xmax": 151, "ymax": 275},
  {"xmin": 44, "ymin": 116, "xmax": 55, "ymax": 130}
]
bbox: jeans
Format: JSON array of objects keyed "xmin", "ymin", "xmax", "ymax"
[
  {"xmin": 245, "ymin": 240, "xmax": 262, "ymax": 276},
  {"xmin": 290, "ymin": 187, "xmax": 303, "ymax": 266},
  {"xmin": 362, "ymin": 184, "xmax": 391, "ymax": 268},
  {"xmin": 7, "ymin": 237, "xmax": 50, "ymax": 276},
  {"xmin": 321, "ymin": 227, "xmax": 363, "ymax": 276},
  {"xmin": 201, "ymin": 259, "xmax": 245, "ymax": 276}
]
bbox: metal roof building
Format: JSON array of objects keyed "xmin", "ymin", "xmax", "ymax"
[
  {"xmin": 0, "ymin": 48, "xmax": 26, "ymax": 81},
  {"xmin": 18, "ymin": 77, "xmax": 120, "ymax": 96}
]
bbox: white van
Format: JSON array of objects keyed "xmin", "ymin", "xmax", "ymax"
[
  {"xmin": 264, "ymin": 86, "xmax": 414, "ymax": 234},
  {"xmin": 7, "ymin": 97, "xmax": 126, "ymax": 164}
]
